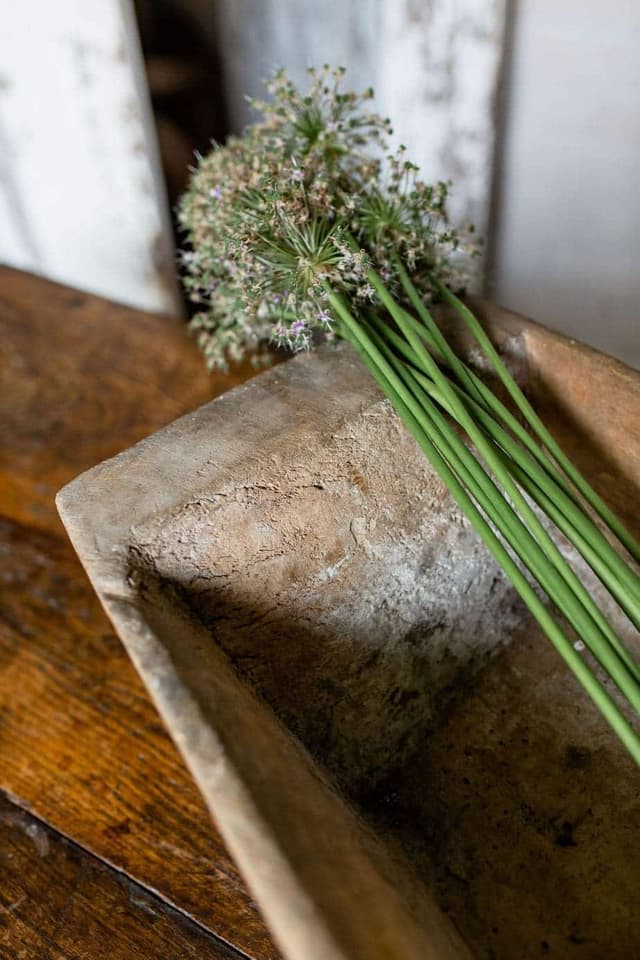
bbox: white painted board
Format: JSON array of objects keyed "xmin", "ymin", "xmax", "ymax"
[
  {"xmin": 0, "ymin": 0, "xmax": 179, "ymax": 314},
  {"xmin": 376, "ymin": 0, "xmax": 507, "ymax": 235},
  {"xmin": 494, "ymin": 0, "xmax": 640, "ymax": 368}
]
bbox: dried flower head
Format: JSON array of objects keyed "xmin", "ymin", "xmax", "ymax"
[{"xmin": 178, "ymin": 66, "xmax": 477, "ymax": 370}]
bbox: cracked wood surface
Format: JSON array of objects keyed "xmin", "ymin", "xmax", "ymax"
[
  {"xmin": 0, "ymin": 267, "xmax": 279, "ymax": 959},
  {"xmin": 0, "ymin": 793, "xmax": 243, "ymax": 960}
]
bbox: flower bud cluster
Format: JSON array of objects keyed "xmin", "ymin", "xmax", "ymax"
[{"xmin": 179, "ymin": 66, "xmax": 477, "ymax": 369}]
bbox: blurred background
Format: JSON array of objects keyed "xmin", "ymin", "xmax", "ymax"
[{"xmin": 1, "ymin": 0, "xmax": 638, "ymax": 366}]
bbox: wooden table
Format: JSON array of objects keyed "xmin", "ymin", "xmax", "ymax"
[{"xmin": 0, "ymin": 268, "xmax": 280, "ymax": 959}]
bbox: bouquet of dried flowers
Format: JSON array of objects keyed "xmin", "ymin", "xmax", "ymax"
[{"xmin": 179, "ymin": 66, "xmax": 640, "ymax": 764}]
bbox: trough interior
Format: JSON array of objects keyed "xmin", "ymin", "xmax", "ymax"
[{"xmin": 126, "ymin": 333, "xmax": 640, "ymax": 959}]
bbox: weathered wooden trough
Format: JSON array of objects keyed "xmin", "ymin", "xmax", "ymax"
[{"xmin": 57, "ymin": 300, "xmax": 640, "ymax": 959}]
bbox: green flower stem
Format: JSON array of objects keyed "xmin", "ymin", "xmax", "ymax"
[
  {"xmin": 505, "ymin": 458, "xmax": 640, "ymax": 660},
  {"xmin": 394, "ymin": 272, "xmax": 640, "ymax": 624},
  {"xmin": 394, "ymin": 256, "xmax": 488, "ymax": 408},
  {"xmin": 326, "ymin": 289, "xmax": 640, "ymax": 764},
  {"xmin": 366, "ymin": 242, "xmax": 585, "ymax": 528},
  {"xmin": 431, "ymin": 275, "xmax": 640, "ymax": 565},
  {"xmin": 414, "ymin": 320, "xmax": 588, "ymax": 509},
  {"xmin": 367, "ymin": 310, "xmax": 640, "ymax": 618},
  {"xmin": 368, "ymin": 309, "xmax": 640, "ymax": 681},
  {"xmin": 411, "ymin": 369, "xmax": 640, "ymax": 684},
  {"xmin": 362, "ymin": 316, "xmax": 640, "ymax": 701},
  {"xmin": 442, "ymin": 379, "xmax": 640, "ymax": 638},
  {"xmin": 395, "ymin": 270, "xmax": 601, "ymax": 520},
  {"xmin": 461, "ymin": 398, "xmax": 640, "ymax": 621},
  {"xmin": 373, "ymin": 304, "xmax": 572, "ymax": 490},
  {"xmin": 364, "ymin": 265, "xmax": 637, "ymax": 696}
]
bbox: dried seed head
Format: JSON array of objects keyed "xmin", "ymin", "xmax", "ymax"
[{"xmin": 179, "ymin": 66, "xmax": 477, "ymax": 369}]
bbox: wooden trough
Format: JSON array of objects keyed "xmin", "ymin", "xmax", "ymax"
[{"xmin": 57, "ymin": 301, "xmax": 640, "ymax": 959}]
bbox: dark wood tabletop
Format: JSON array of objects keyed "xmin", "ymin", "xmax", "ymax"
[{"xmin": 0, "ymin": 267, "xmax": 280, "ymax": 959}]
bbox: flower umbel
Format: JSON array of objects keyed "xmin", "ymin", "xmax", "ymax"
[{"xmin": 178, "ymin": 66, "xmax": 475, "ymax": 368}]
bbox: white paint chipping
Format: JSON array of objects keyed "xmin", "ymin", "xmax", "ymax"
[
  {"xmin": 0, "ymin": 0, "xmax": 179, "ymax": 314},
  {"xmin": 376, "ymin": 0, "xmax": 507, "ymax": 234}
]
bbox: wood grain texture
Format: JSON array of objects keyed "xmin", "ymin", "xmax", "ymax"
[
  {"xmin": 0, "ymin": 793, "xmax": 242, "ymax": 960},
  {"xmin": 0, "ymin": 266, "xmax": 242, "ymax": 535},
  {"xmin": 0, "ymin": 267, "xmax": 278, "ymax": 960}
]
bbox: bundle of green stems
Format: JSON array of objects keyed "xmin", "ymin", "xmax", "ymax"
[
  {"xmin": 329, "ymin": 257, "xmax": 640, "ymax": 764},
  {"xmin": 179, "ymin": 67, "xmax": 640, "ymax": 764}
]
